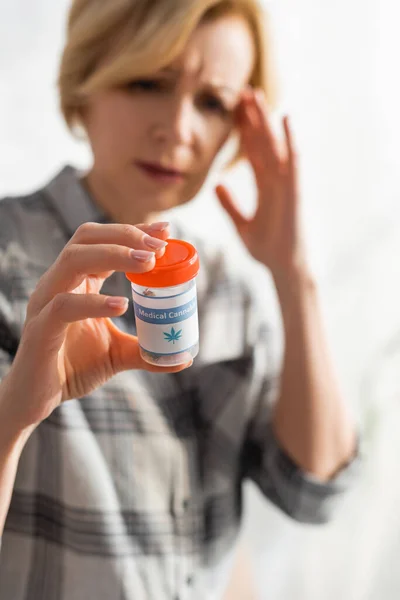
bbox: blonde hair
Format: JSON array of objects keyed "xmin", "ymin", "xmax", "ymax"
[{"xmin": 58, "ymin": 0, "xmax": 277, "ymax": 163}]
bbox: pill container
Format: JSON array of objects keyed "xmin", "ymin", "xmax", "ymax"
[{"xmin": 126, "ymin": 239, "xmax": 200, "ymax": 367}]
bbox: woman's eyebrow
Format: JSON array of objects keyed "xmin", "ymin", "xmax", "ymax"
[
  {"xmin": 159, "ymin": 66, "xmax": 240, "ymax": 98},
  {"xmin": 159, "ymin": 66, "xmax": 185, "ymax": 77}
]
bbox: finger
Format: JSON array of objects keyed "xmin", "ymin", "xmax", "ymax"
[
  {"xmin": 238, "ymin": 112, "xmax": 271, "ymax": 184},
  {"xmin": 71, "ymin": 221, "xmax": 169, "ymax": 256},
  {"xmin": 252, "ymin": 90, "xmax": 282, "ymax": 162},
  {"xmin": 241, "ymin": 90, "xmax": 261, "ymax": 130},
  {"xmin": 136, "ymin": 221, "xmax": 170, "ymax": 239},
  {"xmin": 240, "ymin": 123, "xmax": 266, "ymax": 177},
  {"xmin": 30, "ymin": 244, "xmax": 156, "ymax": 316},
  {"xmin": 283, "ymin": 116, "xmax": 296, "ymax": 167},
  {"xmin": 33, "ymin": 293, "xmax": 130, "ymax": 354},
  {"xmin": 239, "ymin": 90, "xmax": 281, "ymax": 178},
  {"xmin": 283, "ymin": 115, "xmax": 300, "ymax": 206},
  {"xmin": 137, "ymin": 358, "xmax": 193, "ymax": 374},
  {"xmin": 215, "ymin": 185, "xmax": 249, "ymax": 231},
  {"xmin": 108, "ymin": 325, "xmax": 194, "ymax": 375}
]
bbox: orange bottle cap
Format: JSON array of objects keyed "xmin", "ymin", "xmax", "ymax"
[{"xmin": 126, "ymin": 239, "xmax": 200, "ymax": 288}]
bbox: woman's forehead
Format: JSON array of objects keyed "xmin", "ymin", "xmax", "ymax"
[{"xmin": 166, "ymin": 16, "xmax": 255, "ymax": 90}]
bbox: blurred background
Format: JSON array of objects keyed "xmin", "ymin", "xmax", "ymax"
[{"xmin": 1, "ymin": 0, "xmax": 400, "ymax": 598}]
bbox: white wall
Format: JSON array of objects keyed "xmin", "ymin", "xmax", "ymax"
[{"xmin": 1, "ymin": 1, "xmax": 400, "ymax": 598}]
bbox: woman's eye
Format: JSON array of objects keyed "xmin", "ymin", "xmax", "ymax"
[
  {"xmin": 125, "ymin": 79, "xmax": 167, "ymax": 92},
  {"xmin": 200, "ymin": 94, "xmax": 229, "ymax": 116}
]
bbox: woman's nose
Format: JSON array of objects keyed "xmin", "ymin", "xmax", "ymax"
[{"xmin": 149, "ymin": 98, "xmax": 195, "ymax": 147}]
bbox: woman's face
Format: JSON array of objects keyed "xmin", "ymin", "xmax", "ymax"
[{"xmin": 84, "ymin": 15, "xmax": 255, "ymax": 217}]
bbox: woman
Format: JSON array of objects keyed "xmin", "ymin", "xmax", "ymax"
[{"xmin": 0, "ymin": 0, "xmax": 359, "ymax": 598}]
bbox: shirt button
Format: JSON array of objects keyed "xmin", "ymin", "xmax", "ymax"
[
  {"xmin": 182, "ymin": 499, "xmax": 190, "ymax": 511},
  {"xmin": 187, "ymin": 575, "xmax": 194, "ymax": 586}
]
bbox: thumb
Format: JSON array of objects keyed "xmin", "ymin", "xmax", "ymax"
[
  {"xmin": 107, "ymin": 321, "xmax": 192, "ymax": 375},
  {"xmin": 215, "ymin": 184, "xmax": 248, "ymax": 232}
]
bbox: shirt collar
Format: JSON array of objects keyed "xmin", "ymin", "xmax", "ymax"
[
  {"xmin": 43, "ymin": 165, "xmax": 109, "ymax": 236},
  {"xmin": 43, "ymin": 163, "xmax": 180, "ymax": 239}
]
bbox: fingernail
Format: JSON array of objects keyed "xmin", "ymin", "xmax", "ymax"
[
  {"xmin": 106, "ymin": 297, "xmax": 129, "ymax": 309},
  {"xmin": 147, "ymin": 221, "xmax": 170, "ymax": 231},
  {"xmin": 143, "ymin": 235, "xmax": 168, "ymax": 250},
  {"xmin": 130, "ymin": 249, "xmax": 155, "ymax": 262}
]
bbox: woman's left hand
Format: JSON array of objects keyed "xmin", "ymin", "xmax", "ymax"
[{"xmin": 216, "ymin": 88, "xmax": 309, "ymax": 279}]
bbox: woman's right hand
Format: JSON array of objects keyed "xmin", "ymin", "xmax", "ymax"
[{"xmin": 1, "ymin": 221, "xmax": 190, "ymax": 433}]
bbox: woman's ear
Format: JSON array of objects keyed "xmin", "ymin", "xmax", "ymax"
[{"xmin": 71, "ymin": 107, "xmax": 89, "ymax": 142}]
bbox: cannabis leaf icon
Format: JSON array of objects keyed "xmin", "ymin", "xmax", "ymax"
[{"xmin": 163, "ymin": 327, "xmax": 183, "ymax": 344}]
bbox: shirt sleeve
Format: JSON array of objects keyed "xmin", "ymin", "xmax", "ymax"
[
  {"xmin": 0, "ymin": 199, "xmax": 39, "ymax": 555},
  {"xmin": 0, "ymin": 203, "xmax": 23, "ymax": 379},
  {"xmin": 241, "ymin": 277, "xmax": 361, "ymax": 525},
  {"xmin": 0, "ymin": 341, "xmax": 13, "ymax": 551},
  {"xmin": 0, "ymin": 217, "xmax": 21, "ymax": 554}
]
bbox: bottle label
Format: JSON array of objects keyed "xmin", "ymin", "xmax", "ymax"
[{"xmin": 131, "ymin": 283, "xmax": 199, "ymax": 355}]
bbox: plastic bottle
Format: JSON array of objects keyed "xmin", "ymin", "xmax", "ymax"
[{"xmin": 126, "ymin": 239, "xmax": 200, "ymax": 367}]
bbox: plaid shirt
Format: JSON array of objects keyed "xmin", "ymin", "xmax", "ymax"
[{"xmin": 0, "ymin": 167, "xmax": 359, "ymax": 599}]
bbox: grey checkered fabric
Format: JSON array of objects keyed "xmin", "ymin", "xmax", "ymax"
[{"xmin": 0, "ymin": 167, "xmax": 359, "ymax": 599}]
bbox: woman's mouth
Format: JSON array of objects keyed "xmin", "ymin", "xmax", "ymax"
[{"xmin": 135, "ymin": 161, "xmax": 186, "ymax": 184}]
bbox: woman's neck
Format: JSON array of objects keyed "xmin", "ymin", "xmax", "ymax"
[{"xmin": 82, "ymin": 169, "xmax": 161, "ymax": 226}]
